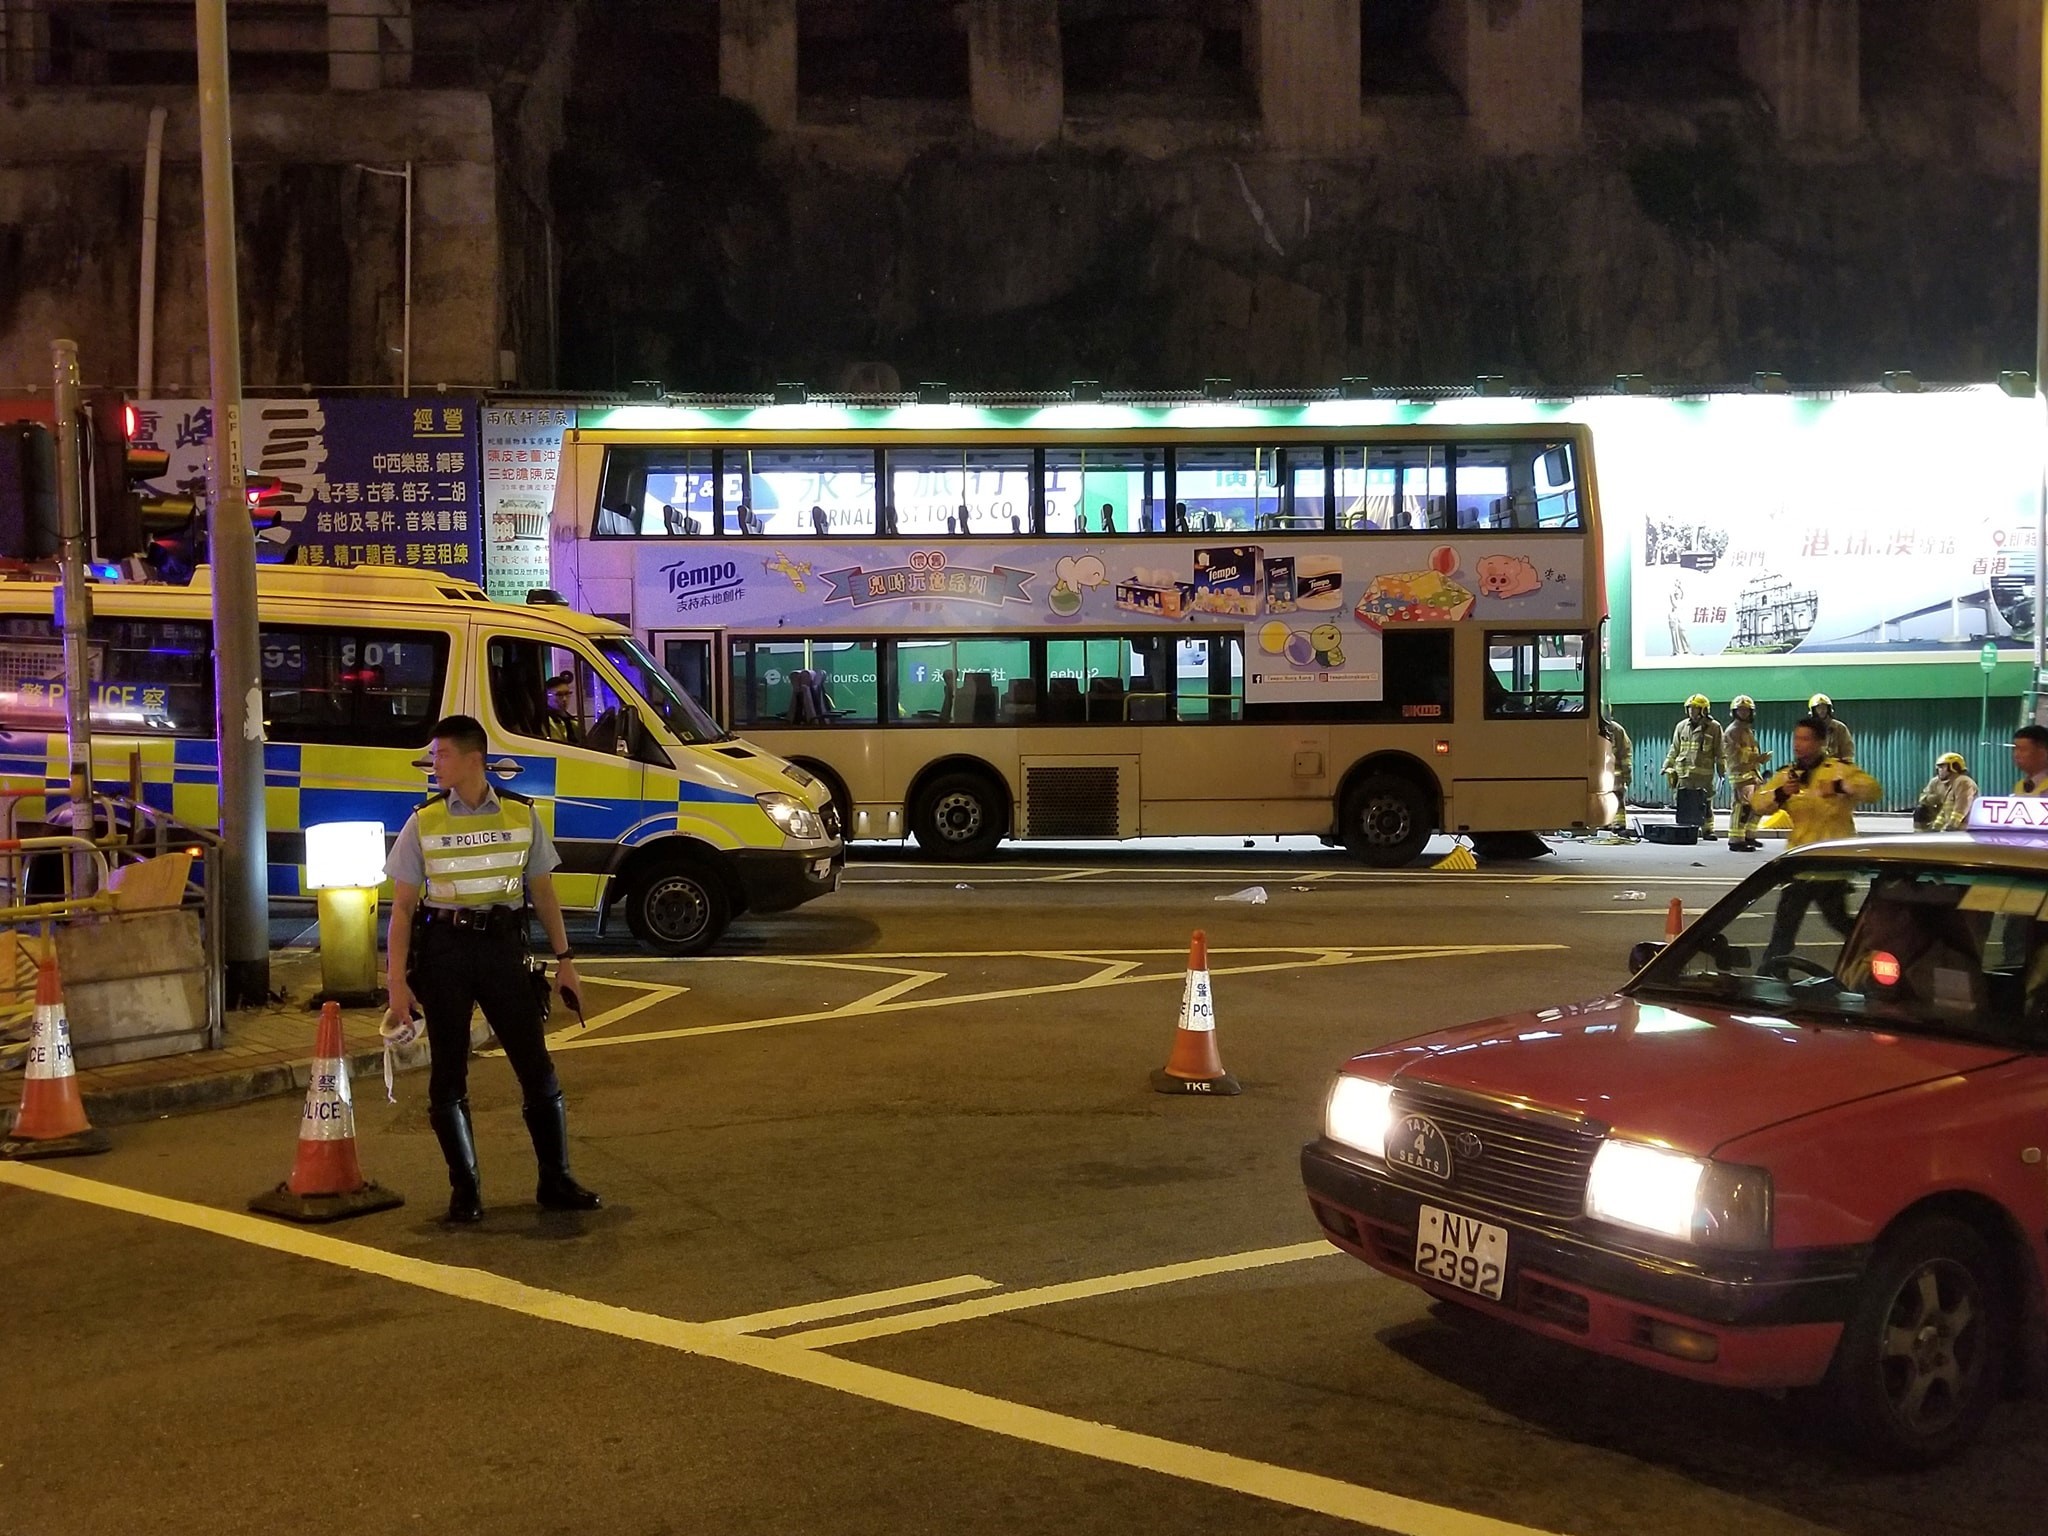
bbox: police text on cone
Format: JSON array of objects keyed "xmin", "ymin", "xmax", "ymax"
[
  {"xmin": 249, "ymin": 1002, "xmax": 403, "ymax": 1223},
  {"xmin": 1, "ymin": 957, "xmax": 108, "ymax": 1159},
  {"xmin": 1151, "ymin": 931, "xmax": 1241, "ymax": 1095}
]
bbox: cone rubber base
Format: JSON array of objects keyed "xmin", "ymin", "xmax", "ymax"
[
  {"xmin": 248, "ymin": 1180, "xmax": 405, "ymax": 1224},
  {"xmin": 2, "ymin": 1127, "xmax": 111, "ymax": 1161},
  {"xmin": 1151, "ymin": 1069, "xmax": 1242, "ymax": 1096}
]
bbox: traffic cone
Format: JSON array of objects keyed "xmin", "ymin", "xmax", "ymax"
[
  {"xmin": 1666, "ymin": 898, "xmax": 1686, "ymax": 940},
  {"xmin": 1151, "ymin": 931, "xmax": 1241, "ymax": 1096},
  {"xmin": 249, "ymin": 1002, "xmax": 404, "ymax": 1223},
  {"xmin": 1431, "ymin": 839, "xmax": 1477, "ymax": 872},
  {"xmin": 1, "ymin": 958, "xmax": 109, "ymax": 1160}
]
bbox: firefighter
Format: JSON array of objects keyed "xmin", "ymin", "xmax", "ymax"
[
  {"xmin": 1722, "ymin": 694, "xmax": 1771, "ymax": 851},
  {"xmin": 385, "ymin": 714, "xmax": 601, "ymax": 1225},
  {"xmin": 1915, "ymin": 753, "xmax": 1978, "ymax": 832},
  {"xmin": 2012, "ymin": 724, "xmax": 2048, "ymax": 795},
  {"xmin": 1662, "ymin": 694, "xmax": 1723, "ymax": 839},
  {"xmin": 1807, "ymin": 693, "xmax": 1854, "ymax": 762}
]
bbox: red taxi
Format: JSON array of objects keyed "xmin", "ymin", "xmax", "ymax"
[{"xmin": 1303, "ymin": 798, "xmax": 2048, "ymax": 1464}]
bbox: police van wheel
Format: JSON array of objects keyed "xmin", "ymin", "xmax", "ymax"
[
  {"xmin": 624, "ymin": 858, "xmax": 730, "ymax": 955},
  {"xmin": 1341, "ymin": 775, "xmax": 1433, "ymax": 867}
]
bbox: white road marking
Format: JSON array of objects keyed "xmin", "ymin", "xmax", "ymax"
[
  {"xmin": 538, "ymin": 976, "xmax": 686, "ymax": 1047},
  {"xmin": 706, "ymin": 1274, "xmax": 1001, "ymax": 1334},
  {"xmin": 550, "ymin": 945, "xmax": 1563, "ymax": 1055},
  {"xmin": 1, "ymin": 1163, "xmax": 1568, "ymax": 1536},
  {"xmin": 782, "ymin": 1242, "xmax": 1341, "ymax": 1350}
]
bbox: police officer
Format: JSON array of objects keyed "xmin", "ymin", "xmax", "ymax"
[
  {"xmin": 1807, "ymin": 693, "xmax": 1853, "ymax": 762},
  {"xmin": 1721, "ymin": 695, "xmax": 1771, "ymax": 851},
  {"xmin": 1662, "ymin": 694, "xmax": 1723, "ymax": 839},
  {"xmin": 385, "ymin": 714, "xmax": 600, "ymax": 1224},
  {"xmin": 2012, "ymin": 724, "xmax": 2048, "ymax": 795}
]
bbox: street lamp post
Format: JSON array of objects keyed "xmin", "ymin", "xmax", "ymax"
[
  {"xmin": 195, "ymin": 0, "xmax": 269, "ymax": 1007},
  {"xmin": 2035, "ymin": 6, "xmax": 2048, "ymax": 727}
]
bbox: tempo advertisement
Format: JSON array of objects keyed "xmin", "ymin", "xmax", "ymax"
[
  {"xmin": 1612, "ymin": 391, "xmax": 2043, "ymax": 668},
  {"xmin": 633, "ymin": 535, "xmax": 1584, "ymax": 703}
]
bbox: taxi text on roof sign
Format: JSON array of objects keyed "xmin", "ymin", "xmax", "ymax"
[{"xmin": 1966, "ymin": 795, "xmax": 2048, "ymax": 831}]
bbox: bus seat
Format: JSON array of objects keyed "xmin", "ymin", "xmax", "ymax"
[
  {"xmin": 1047, "ymin": 677, "xmax": 1083, "ymax": 722},
  {"xmin": 965, "ymin": 671, "xmax": 997, "ymax": 724},
  {"xmin": 1004, "ymin": 678, "xmax": 1038, "ymax": 723},
  {"xmin": 1127, "ymin": 692, "xmax": 1171, "ymax": 723},
  {"xmin": 1087, "ymin": 677, "xmax": 1126, "ymax": 722}
]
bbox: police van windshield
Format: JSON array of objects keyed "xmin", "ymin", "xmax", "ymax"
[
  {"xmin": 1632, "ymin": 859, "xmax": 2048, "ymax": 1048},
  {"xmin": 596, "ymin": 636, "xmax": 730, "ymax": 745}
]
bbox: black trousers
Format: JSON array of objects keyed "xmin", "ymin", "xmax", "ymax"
[
  {"xmin": 1764, "ymin": 876, "xmax": 1856, "ymax": 966},
  {"xmin": 409, "ymin": 921, "xmax": 560, "ymax": 1112}
]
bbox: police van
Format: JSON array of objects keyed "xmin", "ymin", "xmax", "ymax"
[{"xmin": 0, "ymin": 565, "xmax": 842, "ymax": 953}]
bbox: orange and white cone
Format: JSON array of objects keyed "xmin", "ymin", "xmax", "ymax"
[
  {"xmin": 1151, "ymin": 930, "xmax": 1242, "ymax": 1096},
  {"xmin": 1, "ymin": 957, "xmax": 109, "ymax": 1160},
  {"xmin": 249, "ymin": 1002, "xmax": 403, "ymax": 1223},
  {"xmin": 1666, "ymin": 897, "xmax": 1686, "ymax": 941}
]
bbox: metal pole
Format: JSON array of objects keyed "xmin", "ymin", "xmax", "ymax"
[
  {"xmin": 51, "ymin": 341, "xmax": 93, "ymax": 841},
  {"xmin": 2035, "ymin": 4, "xmax": 2048, "ymax": 726},
  {"xmin": 196, "ymin": 0, "xmax": 269, "ymax": 1007}
]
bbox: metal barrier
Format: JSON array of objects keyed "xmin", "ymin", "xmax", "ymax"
[{"xmin": 0, "ymin": 802, "xmax": 225, "ymax": 1073}]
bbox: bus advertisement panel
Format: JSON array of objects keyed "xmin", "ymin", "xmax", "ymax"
[{"xmin": 634, "ymin": 535, "xmax": 1585, "ymax": 707}]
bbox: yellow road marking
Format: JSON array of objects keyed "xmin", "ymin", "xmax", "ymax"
[
  {"xmin": 578, "ymin": 944, "xmax": 1557, "ymax": 966},
  {"xmin": 706, "ymin": 1275, "xmax": 1002, "ymax": 1334},
  {"xmin": 537, "ymin": 976, "xmax": 686, "ymax": 1047},
  {"xmin": 0, "ymin": 1163, "xmax": 1565, "ymax": 1536},
  {"xmin": 1038, "ymin": 867, "xmax": 1112, "ymax": 881},
  {"xmin": 782, "ymin": 1243, "xmax": 1339, "ymax": 1350},
  {"xmin": 551, "ymin": 945, "xmax": 1563, "ymax": 1055}
]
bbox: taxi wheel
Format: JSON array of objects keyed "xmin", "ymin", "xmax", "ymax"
[
  {"xmin": 912, "ymin": 772, "xmax": 1005, "ymax": 860},
  {"xmin": 1821, "ymin": 1215, "xmax": 2009, "ymax": 1467},
  {"xmin": 624, "ymin": 857, "xmax": 731, "ymax": 956},
  {"xmin": 1341, "ymin": 775, "xmax": 1432, "ymax": 867}
]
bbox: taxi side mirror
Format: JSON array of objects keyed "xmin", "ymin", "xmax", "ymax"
[{"xmin": 1628, "ymin": 940, "xmax": 1665, "ymax": 972}]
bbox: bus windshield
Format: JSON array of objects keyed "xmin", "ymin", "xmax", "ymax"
[{"xmin": 596, "ymin": 636, "xmax": 730, "ymax": 745}]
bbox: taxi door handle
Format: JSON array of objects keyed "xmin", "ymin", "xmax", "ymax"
[{"xmin": 488, "ymin": 757, "xmax": 523, "ymax": 779}]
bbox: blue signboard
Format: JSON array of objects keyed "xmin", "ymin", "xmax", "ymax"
[{"xmin": 131, "ymin": 395, "xmax": 483, "ymax": 582}]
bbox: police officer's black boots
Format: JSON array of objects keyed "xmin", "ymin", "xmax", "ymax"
[
  {"xmin": 524, "ymin": 1092, "xmax": 602, "ymax": 1211},
  {"xmin": 429, "ymin": 1100, "xmax": 485, "ymax": 1224}
]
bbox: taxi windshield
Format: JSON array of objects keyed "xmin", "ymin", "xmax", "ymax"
[
  {"xmin": 1631, "ymin": 859, "xmax": 2048, "ymax": 1048},
  {"xmin": 595, "ymin": 636, "xmax": 730, "ymax": 745}
]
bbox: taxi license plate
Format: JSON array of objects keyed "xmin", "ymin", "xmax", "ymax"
[{"xmin": 1414, "ymin": 1205, "xmax": 1507, "ymax": 1301}]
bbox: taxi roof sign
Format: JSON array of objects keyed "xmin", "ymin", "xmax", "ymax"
[{"xmin": 1967, "ymin": 795, "xmax": 2048, "ymax": 832}]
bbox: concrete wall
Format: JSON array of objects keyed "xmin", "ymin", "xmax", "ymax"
[{"xmin": 0, "ymin": 89, "xmax": 527, "ymax": 393}]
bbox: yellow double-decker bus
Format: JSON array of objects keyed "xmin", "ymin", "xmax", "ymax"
[{"xmin": 555, "ymin": 396, "xmax": 1616, "ymax": 863}]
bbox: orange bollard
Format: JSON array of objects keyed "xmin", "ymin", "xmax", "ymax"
[
  {"xmin": 1665, "ymin": 897, "xmax": 1686, "ymax": 941},
  {"xmin": 249, "ymin": 1002, "xmax": 404, "ymax": 1223},
  {"xmin": 1152, "ymin": 930, "xmax": 1242, "ymax": 1096},
  {"xmin": 1, "ymin": 957, "xmax": 109, "ymax": 1160}
]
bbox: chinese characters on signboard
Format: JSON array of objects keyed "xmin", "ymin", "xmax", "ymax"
[{"xmin": 481, "ymin": 406, "xmax": 571, "ymax": 602}]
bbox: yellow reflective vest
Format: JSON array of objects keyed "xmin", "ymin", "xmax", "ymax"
[
  {"xmin": 1751, "ymin": 756, "xmax": 1883, "ymax": 849},
  {"xmin": 1722, "ymin": 720, "xmax": 1769, "ymax": 784},
  {"xmin": 417, "ymin": 791, "xmax": 535, "ymax": 908}
]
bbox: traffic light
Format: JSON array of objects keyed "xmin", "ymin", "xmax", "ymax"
[{"xmin": 87, "ymin": 394, "xmax": 190, "ymax": 561}]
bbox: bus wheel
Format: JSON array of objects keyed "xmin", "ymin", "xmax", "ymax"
[
  {"xmin": 1341, "ymin": 775, "xmax": 1432, "ymax": 867},
  {"xmin": 912, "ymin": 771, "xmax": 1005, "ymax": 859},
  {"xmin": 624, "ymin": 855, "xmax": 731, "ymax": 955}
]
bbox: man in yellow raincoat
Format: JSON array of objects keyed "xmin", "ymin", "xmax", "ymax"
[
  {"xmin": 1722, "ymin": 694, "xmax": 1771, "ymax": 851},
  {"xmin": 1914, "ymin": 753, "xmax": 1977, "ymax": 832},
  {"xmin": 1663, "ymin": 694, "xmax": 1723, "ymax": 838},
  {"xmin": 1754, "ymin": 714, "xmax": 1883, "ymax": 969}
]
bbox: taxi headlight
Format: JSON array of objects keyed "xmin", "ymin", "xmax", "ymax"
[
  {"xmin": 757, "ymin": 791, "xmax": 824, "ymax": 841},
  {"xmin": 1325, "ymin": 1076, "xmax": 1395, "ymax": 1160},
  {"xmin": 1586, "ymin": 1139, "xmax": 1771, "ymax": 1248}
]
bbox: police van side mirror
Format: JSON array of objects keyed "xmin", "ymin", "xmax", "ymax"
[{"xmin": 1628, "ymin": 941, "xmax": 1665, "ymax": 973}]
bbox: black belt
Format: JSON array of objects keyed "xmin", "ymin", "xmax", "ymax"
[{"xmin": 418, "ymin": 906, "xmax": 527, "ymax": 937}]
